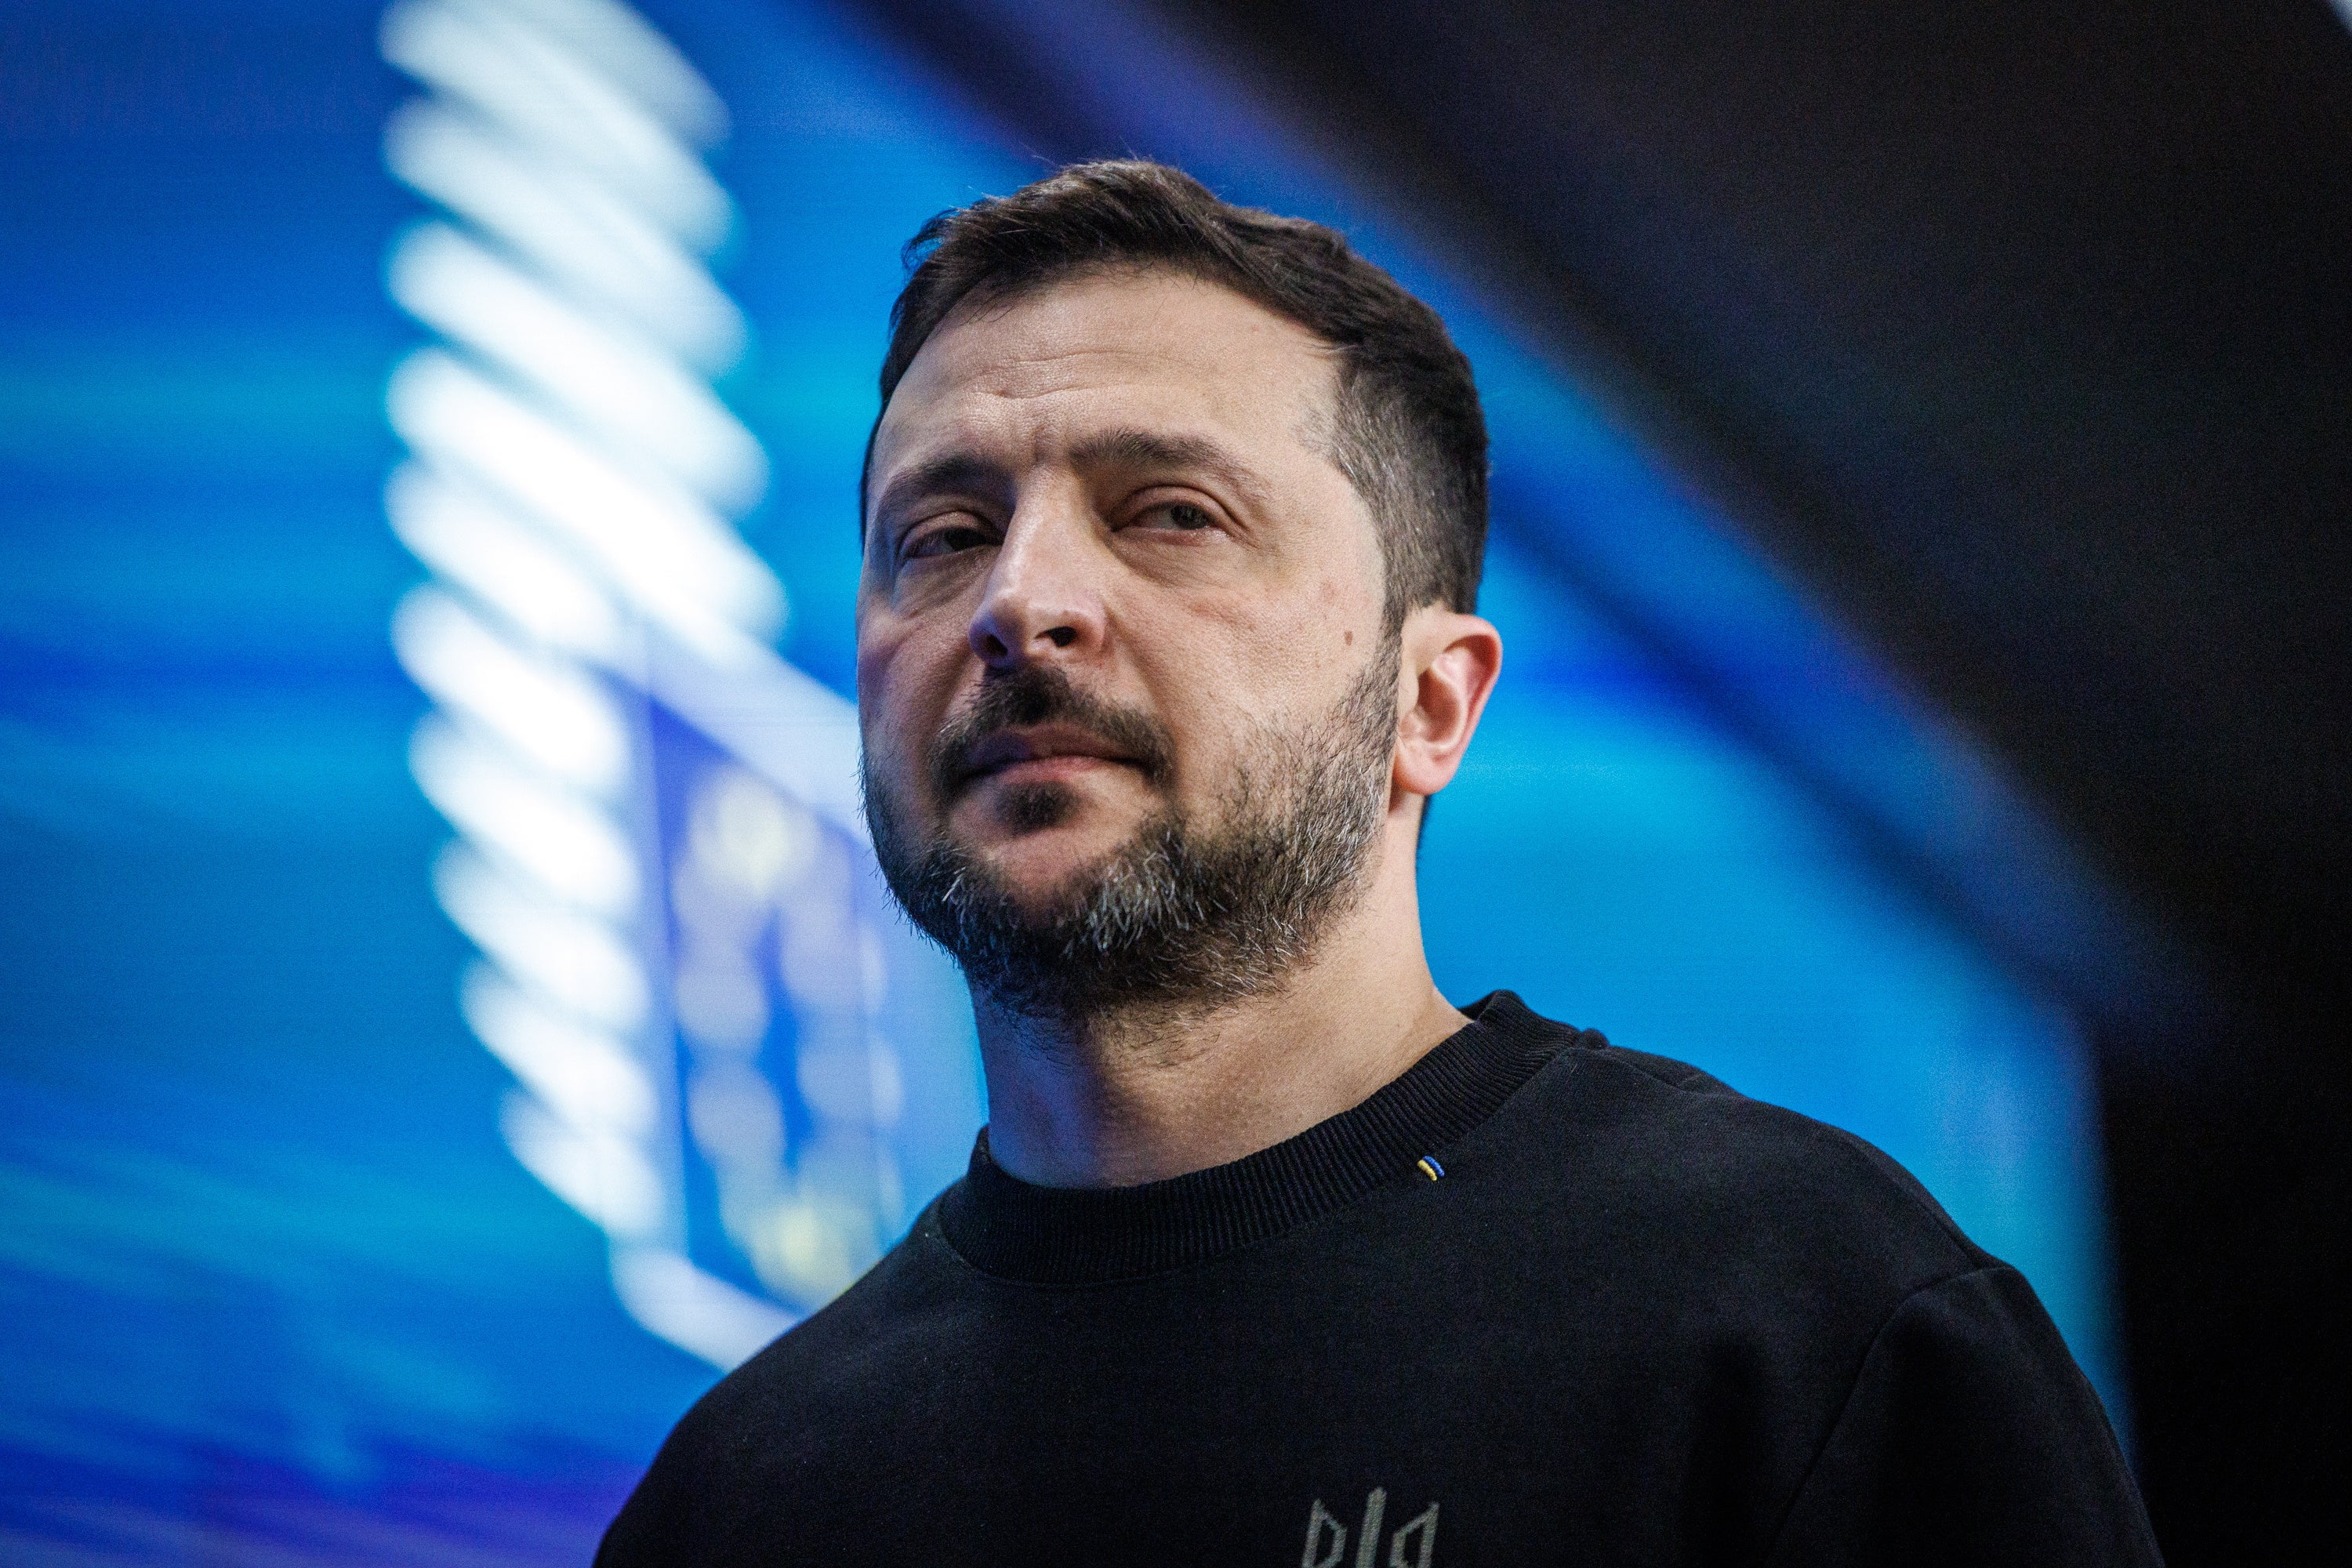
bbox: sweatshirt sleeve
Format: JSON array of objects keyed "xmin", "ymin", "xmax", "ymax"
[{"xmin": 1762, "ymin": 1265, "xmax": 2163, "ymax": 1566}]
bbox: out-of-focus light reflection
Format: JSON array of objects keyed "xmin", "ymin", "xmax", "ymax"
[
  {"xmin": 495, "ymin": 0, "xmax": 731, "ymax": 143},
  {"xmin": 389, "ymin": 223, "xmax": 768, "ymax": 510},
  {"xmin": 610, "ymin": 1246, "xmax": 795, "ymax": 1374},
  {"xmin": 464, "ymin": 966, "xmax": 659, "ymax": 1137},
  {"xmin": 386, "ymin": 463, "xmax": 624, "ymax": 659},
  {"xmin": 381, "ymin": 0, "xmax": 733, "ymax": 246},
  {"xmin": 434, "ymin": 844, "xmax": 651, "ymax": 1030},
  {"xmin": 383, "ymin": 0, "xmax": 964, "ymax": 1374},
  {"xmin": 386, "ymin": 350, "xmax": 782, "ymax": 660},
  {"xmin": 390, "ymin": 585, "xmax": 631, "ymax": 793},
  {"xmin": 502, "ymin": 1090, "xmax": 665, "ymax": 1237},
  {"xmin": 410, "ymin": 717, "xmax": 641, "ymax": 916},
  {"xmin": 383, "ymin": 98, "xmax": 746, "ymax": 368}
]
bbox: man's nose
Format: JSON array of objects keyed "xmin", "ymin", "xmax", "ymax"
[{"xmin": 968, "ymin": 503, "xmax": 1106, "ymax": 670}]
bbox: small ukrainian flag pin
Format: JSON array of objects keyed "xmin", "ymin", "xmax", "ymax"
[{"xmin": 1416, "ymin": 1155, "xmax": 1446, "ymax": 1181}]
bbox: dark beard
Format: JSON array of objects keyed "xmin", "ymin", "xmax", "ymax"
[{"xmin": 864, "ymin": 651, "xmax": 1399, "ymax": 1023}]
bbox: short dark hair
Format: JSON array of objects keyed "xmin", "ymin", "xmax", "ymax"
[{"xmin": 867, "ymin": 161, "xmax": 1488, "ymax": 630}]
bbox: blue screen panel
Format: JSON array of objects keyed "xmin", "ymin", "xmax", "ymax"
[{"xmin": 0, "ymin": 0, "xmax": 2126, "ymax": 1559}]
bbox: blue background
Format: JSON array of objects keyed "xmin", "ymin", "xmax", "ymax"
[{"xmin": 1, "ymin": 0, "xmax": 2125, "ymax": 1559}]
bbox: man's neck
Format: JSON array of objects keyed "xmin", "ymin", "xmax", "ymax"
[{"xmin": 971, "ymin": 837, "xmax": 1465, "ymax": 1189}]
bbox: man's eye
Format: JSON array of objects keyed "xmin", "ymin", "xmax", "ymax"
[
  {"xmin": 1138, "ymin": 501, "xmax": 1217, "ymax": 532},
  {"xmin": 903, "ymin": 521, "xmax": 992, "ymax": 561}
]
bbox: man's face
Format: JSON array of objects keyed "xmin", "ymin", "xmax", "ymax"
[{"xmin": 856, "ymin": 269, "xmax": 1396, "ymax": 1013}]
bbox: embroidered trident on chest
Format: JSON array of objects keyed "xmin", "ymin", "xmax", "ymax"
[{"xmin": 1301, "ymin": 1487, "xmax": 1439, "ymax": 1568}]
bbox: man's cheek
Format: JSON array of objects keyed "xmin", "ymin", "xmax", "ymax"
[{"xmin": 862, "ymin": 720, "xmax": 918, "ymax": 813}]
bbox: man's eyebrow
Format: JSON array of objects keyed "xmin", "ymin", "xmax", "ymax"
[
  {"xmin": 869, "ymin": 452, "xmax": 1006, "ymax": 528},
  {"xmin": 1067, "ymin": 428, "xmax": 1272, "ymax": 507}
]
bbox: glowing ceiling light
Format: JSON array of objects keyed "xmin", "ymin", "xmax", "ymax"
[
  {"xmin": 502, "ymin": 1091, "xmax": 664, "ymax": 1237},
  {"xmin": 462, "ymin": 966, "xmax": 658, "ymax": 1137},
  {"xmin": 390, "ymin": 584, "xmax": 632, "ymax": 793},
  {"xmin": 385, "ymin": 463, "xmax": 623, "ymax": 661},
  {"xmin": 383, "ymin": 100, "xmax": 746, "ymax": 369},
  {"xmin": 387, "ymin": 350, "xmax": 784, "ymax": 656},
  {"xmin": 381, "ymin": 0, "xmax": 732, "ymax": 246},
  {"xmin": 493, "ymin": 0, "xmax": 728, "ymax": 143},
  {"xmin": 384, "ymin": 0, "xmax": 946, "ymax": 1374},
  {"xmin": 409, "ymin": 715, "xmax": 642, "ymax": 917},
  {"xmin": 389, "ymin": 221, "xmax": 768, "ymax": 509},
  {"xmin": 609, "ymin": 1246, "xmax": 795, "ymax": 1374},
  {"xmin": 434, "ymin": 844, "xmax": 651, "ymax": 1031}
]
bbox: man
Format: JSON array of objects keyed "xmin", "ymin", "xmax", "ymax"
[{"xmin": 601, "ymin": 162, "xmax": 2158, "ymax": 1565}]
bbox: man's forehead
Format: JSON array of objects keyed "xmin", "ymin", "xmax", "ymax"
[{"xmin": 872, "ymin": 271, "xmax": 1335, "ymax": 470}]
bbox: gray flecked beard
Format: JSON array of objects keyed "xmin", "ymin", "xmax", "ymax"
[{"xmin": 864, "ymin": 646, "xmax": 1400, "ymax": 1025}]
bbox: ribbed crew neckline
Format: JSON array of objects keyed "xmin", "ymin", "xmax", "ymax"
[{"xmin": 934, "ymin": 991, "xmax": 1587, "ymax": 1285}]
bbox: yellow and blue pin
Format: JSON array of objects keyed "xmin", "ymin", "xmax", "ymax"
[{"xmin": 1416, "ymin": 1155, "xmax": 1446, "ymax": 1181}]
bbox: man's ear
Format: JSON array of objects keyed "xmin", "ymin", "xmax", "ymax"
[{"xmin": 1392, "ymin": 605, "xmax": 1503, "ymax": 806}]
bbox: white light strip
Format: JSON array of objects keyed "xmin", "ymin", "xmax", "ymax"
[
  {"xmin": 389, "ymin": 221, "xmax": 768, "ymax": 510},
  {"xmin": 434, "ymin": 843, "xmax": 651, "ymax": 1031},
  {"xmin": 610, "ymin": 1246, "xmax": 799, "ymax": 1370},
  {"xmin": 387, "ymin": 350, "xmax": 785, "ymax": 659},
  {"xmin": 390, "ymin": 584, "xmax": 632, "ymax": 793},
  {"xmin": 381, "ymin": 0, "xmax": 732, "ymax": 247},
  {"xmin": 385, "ymin": 462, "xmax": 623, "ymax": 662},
  {"xmin": 503, "ymin": 1091, "xmax": 665, "ymax": 1237},
  {"xmin": 410, "ymin": 715, "xmax": 642, "ymax": 917},
  {"xmin": 463, "ymin": 965, "xmax": 658, "ymax": 1137},
  {"xmin": 385, "ymin": 0, "xmax": 876, "ymax": 1371},
  {"xmin": 384, "ymin": 99, "xmax": 746, "ymax": 370},
  {"xmin": 493, "ymin": 0, "xmax": 729, "ymax": 144}
]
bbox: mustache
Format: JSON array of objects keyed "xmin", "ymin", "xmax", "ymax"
[{"xmin": 929, "ymin": 665, "xmax": 1178, "ymax": 800}]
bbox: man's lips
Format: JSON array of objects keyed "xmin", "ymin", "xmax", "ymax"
[{"xmin": 951, "ymin": 724, "xmax": 1141, "ymax": 792}]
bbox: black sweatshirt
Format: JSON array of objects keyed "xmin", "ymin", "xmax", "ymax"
[{"xmin": 600, "ymin": 993, "xmax": 2161, "ymax": 1566}]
